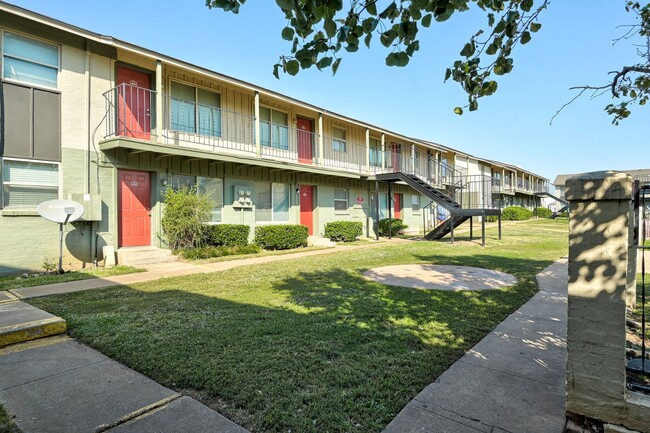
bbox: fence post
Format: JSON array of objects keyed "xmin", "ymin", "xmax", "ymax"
[{"xmin": 565, "ymin": 171, "xmax": 637, "ymax": 429}]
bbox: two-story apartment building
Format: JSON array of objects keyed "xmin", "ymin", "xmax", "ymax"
[{"xmin": 0, "ymin": 2, "xmax": 548, "ymax": 274}]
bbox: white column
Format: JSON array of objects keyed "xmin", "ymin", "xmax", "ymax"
[
  {"xmin": 318, "ymin": 113, "xmax": 324, "ymax": 165},
  {"xmin": 155, "ymin": 60, "xmax": 163, "ymax": 142},
  {"xmin": 381, "ymin": 133, "xmax": 386, "ymax": 170},
  {"xmin": 365, "ymin": 128, "xmax": 370, "ymax": 174},
  {"xmin": 254, "ymin": 91, "xmax": 261, "ymax": 157}
]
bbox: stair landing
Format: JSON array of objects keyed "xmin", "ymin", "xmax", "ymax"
[{"xmin": 117, "ymin": 246, "xmax": 178, "ymax": 267}]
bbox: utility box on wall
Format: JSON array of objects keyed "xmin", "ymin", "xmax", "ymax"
[
  {"xmin": 68, "ymin": 194, "xmax": 102, "ymax": 221},
  {"xmin": 232, "ymin": 185, "xmax": 252, "ymax": 208}
]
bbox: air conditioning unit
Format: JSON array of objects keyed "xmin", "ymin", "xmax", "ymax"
[{"xmin": 67, "ymin": 193, "xmax": 102, "ymax": 221}]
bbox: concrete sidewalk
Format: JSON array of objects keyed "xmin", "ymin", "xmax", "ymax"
[
  {"xmin": 9, "ymin": 242, "xmax": 384, "ymax": 299},
  {"xmin": 0, "ymin": 335, "xmax": 249, "ymax": 433},
  {"xmin": 383, "ymin": 259, "xmax": 568, "ymax": 433}
]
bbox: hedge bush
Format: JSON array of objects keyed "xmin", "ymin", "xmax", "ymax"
[
  {"xmin": 485, "ymin": 215, "xmax": 498, "ymax": 223},
  {"xmin": 205, "ymin": 224, "xmax": 250, "ymax": 247},
  {"xmin": 378, "ymin": 218, "xmax": 408, "ymax": 236},
  {"xmin": 501, "ymin": 206, "xmax": 533, "ymax": 221},
  {"xmin": 254, "ymin": 225, "xmax": 308, "ymax": 250},
  {"xmin": 177, "ymin": 244, "xmax": 261, "ymax": 260},
  {"xmin": 161, "ymin": 186, "xmax": 212, "ymax": 250},
  {"xmin": 533, "ymin": 207, "xmax": 553, "ymax": 218},
  {"xmin": 324, "ymin": 221, "xmax": 363, "ymax": 242}
]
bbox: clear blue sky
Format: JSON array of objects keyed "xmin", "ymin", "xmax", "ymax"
[{"xmin": 9, "ymin": 0, "xmax": 646, "ymax": 182}]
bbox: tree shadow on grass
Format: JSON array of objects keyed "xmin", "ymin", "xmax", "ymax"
[{"xmin": 29, "ymin": 254, "xmax": 557, "ymax": 433}]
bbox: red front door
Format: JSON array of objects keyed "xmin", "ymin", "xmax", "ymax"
[
  {"xmin": 300, "ymin": 185, "xmax": 314, "ymax": 235},
  {"xmin": 393, "ymin": 193, "xmax": 402, "ymax": 220},
  {"xmin": 116, "ymin": 65, "xmax": 152, "ymax": 140},
  {"xmin": 391, "ymin": 144, "xmax": 400, "ymax": 171},
  {"xmin": 297, "ymin": 118, "xmax": 313, "ymax": 164},
  {"xmin": 119, "ymin": 170, "xmax": 151, "ymax": 247}
]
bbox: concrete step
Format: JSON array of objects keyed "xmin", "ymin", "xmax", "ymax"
[
  {"xmin": 0, "ymin": 301, "xmax": 67, "ymax": 347},
  {"xmin": 117, "ymin": 247, "xmax": 178, "ymax": 267}
]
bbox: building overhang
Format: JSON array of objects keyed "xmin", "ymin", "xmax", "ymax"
[{"xmin": 99, "ymin": 137, "xmax": 364, "ymax": 180}]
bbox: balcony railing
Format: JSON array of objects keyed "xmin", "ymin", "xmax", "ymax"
[
  {"xmin": 102, "ymin": 84, "xmax": 541, "ymax": 198},
  {"xmin": 372, "ymin": 146, "xmax": 462, "ymax": 188}
]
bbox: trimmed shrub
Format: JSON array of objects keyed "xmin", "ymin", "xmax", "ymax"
[
  {"xmin": 378, "ymin": 218, "xmax": 408, "ymax": 236},
  {"xmin": 324, "ymin": 221, "xmax": 363, "ymax": 242},
  {"xmin": 206, "ymin": 224, "xmax": 250, "ymax": 247},
  {"xmin": 501, "ymin": 206, "xmax": 533, "ymax": 221},
  {"xmin": 254, "ymin": 225, "xmax": 308, "ymax": 250},
  {"xmin": 533, "ymin": 207, "xmax": 553, "ymax": 218},
  {"xmin": 485, "ymin": 216, "xmax": 498, "ymax": 223},
  {"xmin": 177, "ymin": 244, "xmax": 261, "ymax": 260},
  {"xmin": 161, "ymin": 186, "xmax": 212, "ymax": 250}
]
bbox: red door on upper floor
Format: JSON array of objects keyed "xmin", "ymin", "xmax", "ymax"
[
  {"xmin": 300, "ymin": 185, "xmax": 315, "ymax": 235},
  {"xmin": 393, "ymin": 193, "xmax": 402, "ymax": 220},
  {"xmin": 119, "ymin": 170, "xmax": 151, "ymax": 247},
  {"xmin": 116, "ymin": 65, "xmax": 152, "ymax": 140},
  {"xmin": 391, "ymin": 143, "xmax": 401, "ymax": 171},
  {"xmin": 297, "ymin": 117, "xmax": 314, "ymax": 164}
]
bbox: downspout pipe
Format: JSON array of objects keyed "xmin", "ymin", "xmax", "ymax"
[{"xmin": 84, "ymin": 40, "xmax": 98, "ymax": 267}]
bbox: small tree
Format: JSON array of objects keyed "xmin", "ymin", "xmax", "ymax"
[{"xmin": 161, "ymin": 186, "xmax": 213, "ymax": 250}]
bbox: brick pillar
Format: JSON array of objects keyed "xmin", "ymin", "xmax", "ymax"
[{"xmin": 565, "ymin": 171, "xmax": 633, "ymax": 425}]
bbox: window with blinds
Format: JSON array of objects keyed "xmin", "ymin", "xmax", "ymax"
[
  {"xmin": 1, "ymin": 158, "xmax": 59, "ymax": 208},
  {"xmin": 2, "ymin": 31, "xmax": 59, "ymax": 88}
]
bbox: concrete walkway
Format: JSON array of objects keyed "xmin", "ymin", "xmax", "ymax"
[
  {"xmin": 9, "ymin": 242, "xmax": 386, "ymax": 299},
  {"xmin": 0, "ymin": 335, "xmax": 249, "ymax": 433},
  {"xmin": 383, "ymin": 259, "xmax": 568, "ymax": 433}
]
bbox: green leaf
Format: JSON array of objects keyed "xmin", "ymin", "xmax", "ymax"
[
  {"xmin": 331, "ymin": 58, "xmax": 342, "ymax": 75},
  {"xmin": 364, "ymin": 33, "xmax": 372, "ymax": 48},
  {"xmin": 530, "ymin": 22, "xmax": 542, "ymax": 32},
  {"xmin": 454, "ymin": 107, "xmax": 464, "ymax": 115},
  {"xmin": 487, "ymin": 13, "xmax": 495, "ymax": 27},
  {"xmin": 272, "ymin": 63, "xmax": 280, "ymax": 79},
  {"xmin": 444, "ymin": 68, "xmax": 451, "ymax": 81},
  {"xmin": 386, "ymin": 52, "xmax": 398, "ymax": 66},
  {"xmin": 366, "ymin": 1, "xmax": 377, "ymax": 16},
  {"xmin": 285, "ymin": 59, "xmax": 300, "ymax": 76},
  {"xmin": 520, "ymin": 31, "xmax": 531, "ymax": 45},
  {"xmin": 281, "ymin": 26, "xmax": 295, "ymax": 41},
  {"xmin": 421, "ymin": 13, "xmax": 432, "ymax": 28},
  {"xmin": 434, "ymin": 7, "xmax": 454, "ymax": 22},
  {"xmin": 316, "ymin": 56, "xmax": 333, "ymax": 70},
  {"xmin": 485, "ymin": 43, "xmax": 498, "ymax": 55},
  {"xmin": 460, "ymin": 42, "xmax": 475, "ymax": 58},
  {"xmin": 324, "ymin": 19, "xmax": 337, "ymax": 38},
  {"xmin": 469, "ymin": 100, "xmax": 478, "ymax": 111}
]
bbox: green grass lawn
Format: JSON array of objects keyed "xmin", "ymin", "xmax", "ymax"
[
  {"xmin": 0, "ymin": 404, "xmax": 20, "ymax": 433},
  {"xmin": 30, "ymin": 219, "xmax": 567, "ymax": 433},
  {"xmin": 0, "ymin": 266, "xmax": 144, "ymax": 291}
]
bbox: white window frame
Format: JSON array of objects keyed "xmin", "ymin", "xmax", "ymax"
[
  {"xmin": 1, "ymin": 157, "xmax": 61, "ymax": 209},
  {"xmin": 1, "ymin": 30, "xmax": 60, "ymax": 91},
  {"xmin": 168, "ymin": 79, "xmax": 222, "ymax": 136},
  {"xmin": 334, "ymin": 188, "xmax": 348, "ymax": 212},
  {"xmin": 332, "ymin": 126, "xmax": 347, "ymax": 153},
  {"xmin": 255, "ymin": 182, "xmax": 290, "ymax": 223},
  {"xmin": 411, "ymin": 194, "xmax": 421, "ymax": 212}
]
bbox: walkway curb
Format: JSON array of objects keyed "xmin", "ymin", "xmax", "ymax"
[{"xmin": 0, "ymin": 301, "xmax": 67, "ymax": 347}]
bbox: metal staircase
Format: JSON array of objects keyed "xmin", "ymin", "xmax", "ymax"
[
  {"xmin": 373, "ymin": 150, "xmax": 501, "ymax": 241},
  {"xmin": 534, "ymin": 191, "xmax": 568, "ymax": 219}
]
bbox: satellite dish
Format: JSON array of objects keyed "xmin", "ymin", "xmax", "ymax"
[{"xmin": 37, "ymin": 200, "xmax": 84, "ymax": 223}]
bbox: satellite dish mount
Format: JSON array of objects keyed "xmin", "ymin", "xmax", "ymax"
[{"xmin": 37, "ymin": 200, "xmax": 85, "ymax": 274}]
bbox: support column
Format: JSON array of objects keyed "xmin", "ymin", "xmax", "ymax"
[
  {"xmin": 381, "ymin": 133, "xmax": 386, "ymax": 170},
  {"xmin": 469, "ymin": 217, "xmax": 473, "ymax": 240},
  {"xmin": 498, "ymin": 215, "xmax": 502, "ymax": 240},
  {"xmin": 450, "ymin": 215, "xmax": 455, "ymax": 244},
  {"xmin": 155, "ymin": 60, "xmax": 163, "ymax": 142},
  {"xmin": 411, "ymin": 143, "xmax": 416, "ymax": 174},
  {"xmin": 565, "ymin": 171, "xmax": 639, "ymax": 429},
  {"xmin": 481, "ymin": 212, "xmax": 486, "ymax": 247},
  {"xmin": 375, "ymin": 180, "xmax": 380, "ymax": 241},
  {"xmin": 387, "ymin": 182, "xmax": 393, "ymax": 239},
  {"xmin": 318, "ymin": 112, "xmax": 324, "ymax": 165},
  {"xmin": 365, "ymin": 128, "xmax": 370, "ymax": 174},
  {"xmin": 254, "ymin": 91, "xmax": 261, "ymax": 157}
]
